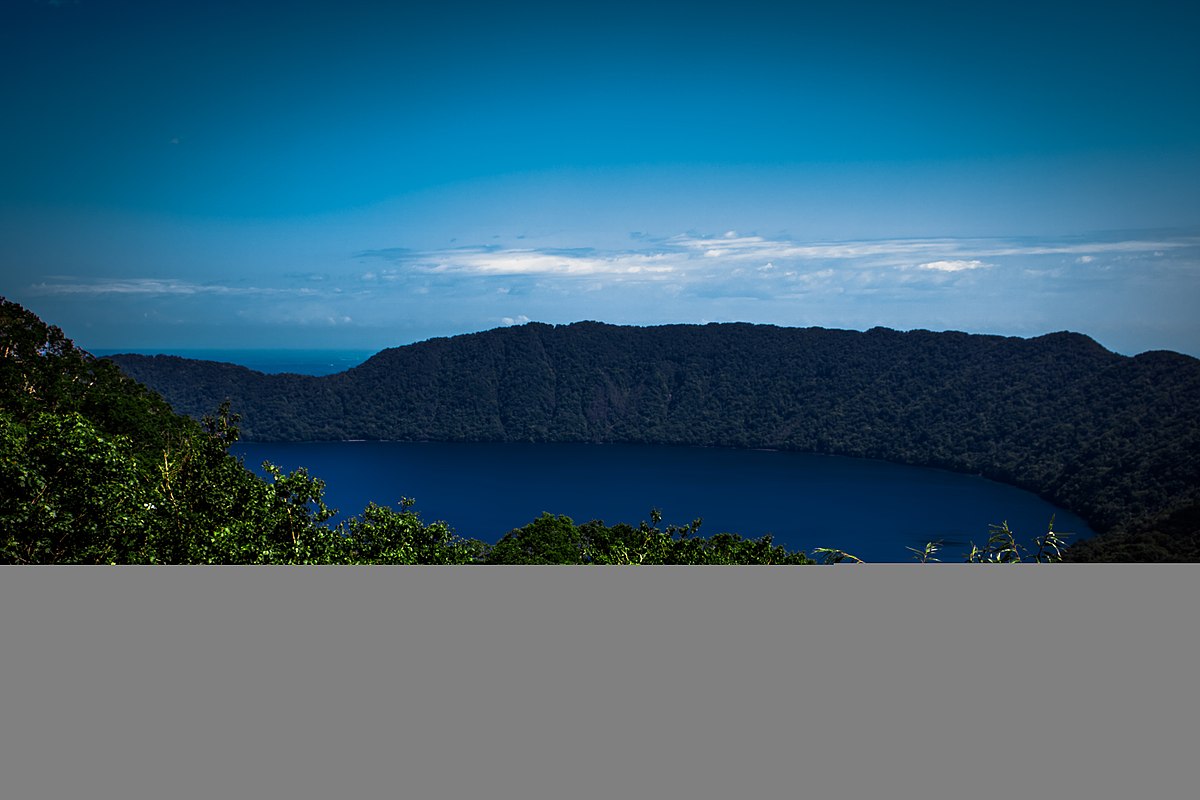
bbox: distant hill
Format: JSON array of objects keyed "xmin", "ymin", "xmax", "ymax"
[{"xmin": 107, "ymin": 322, "xmax": 1200, "ymax": 560}]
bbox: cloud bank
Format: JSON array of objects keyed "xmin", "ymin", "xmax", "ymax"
[
  {"xmin": 16, "ymin": 231, "xmax": 1199, "ymax": 356},
  {"xmin": 355, "ymin": 232, "xmax": 1193, "ymax": 291}
]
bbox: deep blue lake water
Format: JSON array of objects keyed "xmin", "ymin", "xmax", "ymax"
[{"xmin": 231, "ymin": 440, "xmax": 1095, "ymax": 563}]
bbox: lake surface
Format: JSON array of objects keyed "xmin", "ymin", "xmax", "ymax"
[{"xmin": 231, "ymin": 440, "xmax": 1095, "ymax": 562}]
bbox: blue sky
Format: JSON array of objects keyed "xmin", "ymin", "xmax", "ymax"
[{"xmin": 2, "ymin": 0, "xmax": 1198, "ymax": 356}]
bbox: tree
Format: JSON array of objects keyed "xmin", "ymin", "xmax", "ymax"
[
  {"xmin": 487, "ymin": 514, "xmax": 585, "ymax": 564},
  {"xmin": 337, "ymin": 500, "xmax": 486, "ymax": 564},
  {"xmin": 1, "ymin": 410, "xmax": 146, "ymax": 563}
]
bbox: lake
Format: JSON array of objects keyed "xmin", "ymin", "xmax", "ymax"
[{"xmin": 231, "ymin": 440, "xmax": 1095, "ymax": 563}]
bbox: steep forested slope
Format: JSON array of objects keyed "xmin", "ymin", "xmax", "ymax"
[
  {"xmin": 2, "ymin": 300, "xmax": 818, "ymax": 563},
  {"xmin": 0, "ymin": 299, "xmax": 486, "ymax": 563},
  {"xmin": 108, "ymin": 321, "xmax": 1200, "ymax": 560}
]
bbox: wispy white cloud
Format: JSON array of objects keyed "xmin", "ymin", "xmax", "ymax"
[
  {"xmin": 236, "ymin": 305, "xmax": 355, "ymax": 327},
  {"xmin": 918, "ymin": 260, "xmax": 990, "ymax": 272},
  {"xmin": 358, "ymin": 233, "xmax": 1197, "ymax": 296},
  {"xmin": 27, "ymin": 278, "xmax": 316, "ymax": 297},
  {"xmin": 794, "ymin": 269, "xmax": 835, "ymax": 282},
  {"xmin": 501, "ymin": 314, "xmax": 532, "ymax": 326},
  {"xmin": 436, "ymin": 248, "xmax": 675, "ymax": 277},
  {"xmin": 971, "ymin": 239, "xmax": 1195, "ymax": 258},
  {"xmin": 362, "ymin": 246, "xmax": 678, "ymax": 279},
  {"xmin": 668, "ymin": 234, "xmax": 971, "ymax": 266}
]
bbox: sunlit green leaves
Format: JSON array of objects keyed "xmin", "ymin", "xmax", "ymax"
[{"xmin": 1, "ymin": 411, "xmax": 146, "ymax": 563}]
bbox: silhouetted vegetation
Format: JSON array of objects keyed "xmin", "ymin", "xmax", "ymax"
[{"xmin": 108, "ymin": 320, "xmax": 1200, "ymax": 561}]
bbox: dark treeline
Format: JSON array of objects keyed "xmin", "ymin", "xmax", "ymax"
[{"xmin": 108, "ymin": 321, "xmax": 1200, "ymax": 561}]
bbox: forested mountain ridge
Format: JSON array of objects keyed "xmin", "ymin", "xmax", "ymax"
[{"xmin": 107, "ymin": 322, "xmax": 1200, "ymax": 560}]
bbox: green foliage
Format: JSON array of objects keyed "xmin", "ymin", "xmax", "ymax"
[
  {"xmin": 1, "ymin": 298, "xmax": 337, "ymax": 563},
  {"xmin": 337, "ymin": 500, "xmax": 487, "ymax": 564},
  {"xmin": 1, "ymin": 410, "xmax": 146, "ymax": 563},
  {"xmin": 907, "ymin": 540, "xmax": 942, "ymax": 563},
  {"xmin": 1030, "ymin": 518, "xmax": 1069, "ymax": 563},
  {"xmin": 811, "ymin": 548, "xmax": 865, "ymax": 565},
  {"xmin": 487, "ymin": 513, "xmax": 587, "ymax": 564},
  {"xmin": 485, "ymin": 509, "xmax": 815, "ymax": 565},
  {"xmin": 808, "ymin": 520, "xmax": 1068, "ymax": 564},
  {"xmin": 964, "ymin": 519, "xmax": 1069, "ymax": 563}
]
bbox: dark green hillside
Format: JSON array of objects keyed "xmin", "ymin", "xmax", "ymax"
[
  {"xmin": 2, "ymin": 299, "xmax": 818, "ymax": 564},
  {"xmin": 0, "ymin": 298, "xmax": 483, "ymax": 563},
  {"xmin": 108, "ymin": 321, "xmax": 1200, "ymax": 561}
]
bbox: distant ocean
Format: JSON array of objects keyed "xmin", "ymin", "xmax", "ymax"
[{"xmin": 90, "ymin": 348, "xmax": 376, "ymax": 376}]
